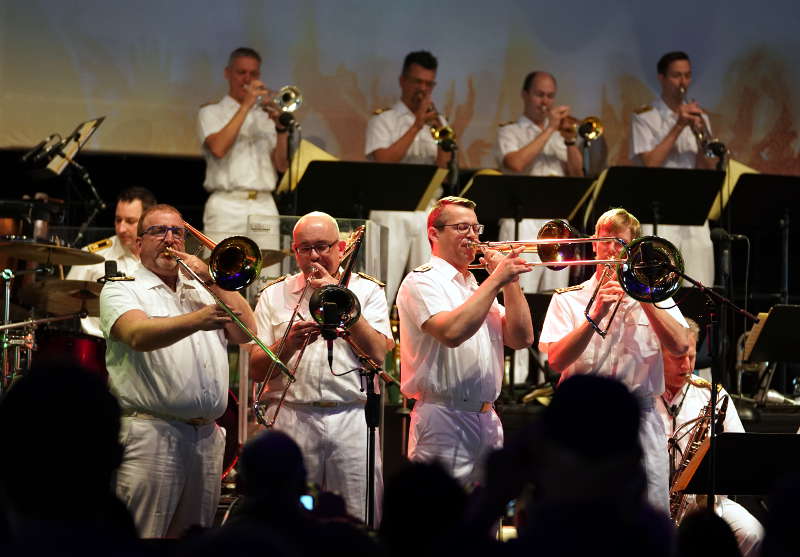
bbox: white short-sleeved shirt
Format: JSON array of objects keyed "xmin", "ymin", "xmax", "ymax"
[
  {"xmin": 254, "ymin": 272, "xmax": 392, "ymax": 403},
  {"xmin": 630, "ymin": 97, "xmax": 713, "ymax": 168},
  {"xmin": 496, "ymin": 115, "xmax": 567, "ymax": 176},
  {"xmin": 66, "ymin": 235, "xmax": 138, "ymax": 338},
  {"xmin": 198, "ymin": 95, "xmax": 278, "ymax": 192},
  {"xmin": 539, "ymin": 274, "xmax": 688, "ymax": 398},
  {"xmin": 99, "ymin": 263, "xmax": 229, "ymax": 420},
  {"xmin": 397, "ymin": 256, "xmax": 506, "ymax": 403},
  {"xmin": 659, "ymin": 381, "xmax": 744, "ymax": 446},
  {"xmin": 365, "ymin": 101, "xmax": 442, "ymax": 164}
]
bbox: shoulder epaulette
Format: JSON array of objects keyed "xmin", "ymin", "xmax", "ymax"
[
  {"xmin": 554, "ymin": 284, "xmax": 584, "ymax": 294},
  {"xmin": 498, "ymin": 120, "xmax": 515, "ymax": 127},
  {"xmin": 688, "ymin": 376, "xmax": 712, "ymax": 389},
  {"xmin": 413, "ymin": 264, "xmax": 432, "ymax": 273},
  {"xmin": 86, "ymin": 237, "xmax": 112, "ymax": 253},
  {"xmin": 634, "ymin": 104, "xmax": 653, "ymax": 115},
  {"xmin": 257, "ymin": 274, "xmax": 287, "ymax": 296},
  {"xmin": 372, "ymin": 106, "xmax": 391, "ymax": 115},
  {"xmin": 356, "ymin": 271, "xmax": 385, "ymax": 287}
]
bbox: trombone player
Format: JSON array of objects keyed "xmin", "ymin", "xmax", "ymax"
[
  {"xmin": 99, "ymin": 204, "xmax": 257, "ymax": 538},
  {"xmin": 538, "ymin": 208, "xmax": 690, "ymax": 514},
  {"xmin": 250, "ymin": 211, "xmax": 394, "ymax": 524}
]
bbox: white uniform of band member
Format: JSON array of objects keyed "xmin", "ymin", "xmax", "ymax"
[
  {"xmin": 250, "ymin": 212, "xmax": 393, "ymax": 524},
  {"xmin": 630, "ymin": 51, "xmax": 718, "ymax": 287},
  {"xmin": 397, "ymin": 197, "xmax": 533, "ymax": 485},
  {"xmin": 365, "ymin": 51, "xmax": 449, "ymax": 303},
  {"xmin": 539, "ymin": 208, "xmax": 690, "ymax": 513},
  {"xmin": 198, "ymin": 47, "xmax": 288, "ymax": 245},
  {"xmin": 100, "ymin": 204, "xmax": 256, "ymax": 538}
]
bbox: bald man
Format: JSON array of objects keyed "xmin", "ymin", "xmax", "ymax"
[{"xmin": 250, "ymin": 212, "xmax": 394, "ymax": 523}]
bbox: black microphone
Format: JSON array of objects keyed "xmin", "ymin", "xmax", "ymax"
[
  {"xmin": 20, "ymin": 136, "xmax": 53, "ymax": 163},
  {"xmin": 321, "ymin": 301, "xmax": 339, "ymax": 369},
  {"xmin": 97, "ymin": 260, "xmax": 135, "ymax": 283},
  {"xmin": 30, "ymin": 135, "xmax": 69, "ymax": 165},
  {"xmin": 710, "ymin": 228, "xmax": 747, "ymax": 242},
  {"xmin": 278, "ymin": 111, "xmax": 296, "ymax": 128}
]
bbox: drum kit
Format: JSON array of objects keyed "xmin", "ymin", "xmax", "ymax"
[{"xmin": 0, "ymin": 231, "xmax": 107, "ymax": 392}]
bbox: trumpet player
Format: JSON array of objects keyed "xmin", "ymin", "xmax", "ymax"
[
  {"xmin": 629, "ymin": 50, "xmax": 716, "ymax": 287},
  {"xmin": 497, "ymin": 71, "xmax": 583, "ymax": 177},
  {"xmin": 99, "ymin": 204, "xmax": 256, "ymax": 537},
  {"xmin": 198, "ymin": 47, "xmax": 289, "ymax": 244},
  {"xmin": 365, "ymin": 50, "xmax": 449, "ymax": 168},
  {"xmin": 630, "ymin": 51, "xmax": 716, "ymax": 170},
  {"xmin": 539, "ymin": 208, "xmax": 690, "ymax": 514},
  {"xmin": 250, "ymin": 211, "xmax": 394, "ymax": 524},
  {"xmin": 658, "ymin": 319, "xmax": 763, "ymax": 556}
]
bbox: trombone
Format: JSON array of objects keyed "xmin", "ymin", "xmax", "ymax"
[
  {"xmin": 471, "ymin": 219, "xmax": 684, "ymax": 336},
  {"xmin": 253, "ymin": 226, "xmax": 367, "ymax": 428},
  {"xmin": 171, "ymin": 222, "xmax": 294, "ymax": 382}
]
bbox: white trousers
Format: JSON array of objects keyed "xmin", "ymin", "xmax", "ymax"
[
  {"xmin": 408, "ymin": 401, "xmax": 504, "ymax": 487},
  {"xmin": 368, "ymin": 210, "xmax": 432, "ymax": 305},
  {"xmin": 268, "ymin": 401, "xmax": 383, "ymax": 525},
  {"xmin": 639, "ymin": 403, "xmax": 670, "ymax": 514},
  {"xmin": 114, "ymin": 417, "xmax": 225, "ymax": 538},
  {"xmin": 202, "ymin": 190, "xmax": 278, "ymax": 242}
]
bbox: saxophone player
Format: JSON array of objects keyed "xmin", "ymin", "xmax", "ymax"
[{"xmin": 658, "ymin": 318, "xmax": 763, "ymax": 557}]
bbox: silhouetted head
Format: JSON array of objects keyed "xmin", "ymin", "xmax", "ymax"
[{"xmin": 238, "ymin": 430, "xmax": 307, "ymax": 501}]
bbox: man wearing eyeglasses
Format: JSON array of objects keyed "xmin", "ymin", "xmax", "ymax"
[
  {"xmin": 249, "ymin": 211, "xmax": 394, "ymax": 523},
  {"xmin": 99, "ymin": 203, "xmax": 256, "ymax": 537},
  {"xmin": 396, "ymin": 197, "xmax": 534, "ymax": 484},
  {"xmin": 538, "ymin": 207, "xmax": 689, "ymax": 514}
]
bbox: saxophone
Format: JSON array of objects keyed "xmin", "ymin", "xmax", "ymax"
[{"xmin": 668, "ymin": 381, "xmax": 729, "ymax": 525}]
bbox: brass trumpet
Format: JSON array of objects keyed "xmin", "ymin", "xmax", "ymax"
[
  {"xmin": 679, "ymin": 87, "xmax": 726, "ymax": 158},
  {"xmin": 561, "ymin": 115, "xmax": 604, "ymax": 142},
  {"xmin": 428, "ymin": 103, "xmax": 457, "ymax": 151},
  {"xmin": 172, "ymin": 222, "xmax": 294, "ymax": 381}
]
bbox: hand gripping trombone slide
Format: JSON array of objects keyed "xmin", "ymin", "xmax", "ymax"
[
  {"xmin": 169, "ymin": 221, "xmax": 294, "ymax": 383},
  {"xmin": 253, "ymin": 226, "xmax": 367, "ymax": 428}
]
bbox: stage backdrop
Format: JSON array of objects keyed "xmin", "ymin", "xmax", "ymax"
[{"xmin": 2, "ymin": 0, "xmax": 800, "ymax": 175}]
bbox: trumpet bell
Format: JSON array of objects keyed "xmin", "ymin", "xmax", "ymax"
[
  {"xmin": 577, "ymin": 116, "xmax": 603, "ymax": 142},
  {"xmin": 209, "ymin": 235, "xmax": 263, "ymax": 291},
  {"xmin": 619, "ymin": 236, "xmax": 683, "ymax": 303},
  {"xmin": 273, "ymin": 85, "xmax": 302, "ymax": 112},
  {"xmin": 536, "ymin": 219, "xmax": 582, "ymax": 271},
  {"xmin": 308, "ymin": 284, "xmax": 362, "ymax": 330}
]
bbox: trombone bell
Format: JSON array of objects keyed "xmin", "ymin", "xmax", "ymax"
[{"xmin": 209, "ymin": 236, "xmax": 263, "ymax": 291}]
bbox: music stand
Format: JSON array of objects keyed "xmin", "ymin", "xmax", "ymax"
[
  {"xmin": 677, "ymin": 432, "xmax": 800, "ymax": 495},
  {"xmin": 464, "ymin": 175, "xmax": 594, "ymax": 239},
  {"xmin": 584, "ymin": 166, "xmax": 723, "ymax": 235},
  {"xmin": 291, "ymin": 161, "xmax": 442, "ymax": 219}
]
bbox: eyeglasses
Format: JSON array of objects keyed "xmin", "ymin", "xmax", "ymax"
[
  {"xmin": 141, "ymin": 225, "xmax": 187, "ymax": 240},
  {"xmin": 295, "ymin": 240, "xmax": 338, "ymax": 256},
  {"xmin": 435, "ymin": 223, "xmax": 484, "ymax": 235}
]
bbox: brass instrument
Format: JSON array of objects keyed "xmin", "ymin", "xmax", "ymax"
[
  {"xmin": 679, "ymin": 87, "xmax": 726, "ymax": 158},
  {"xmin": 173, "ymin": 222, "xmax": 293, "ymax": 382},
  {"xmin": 669, "ymin": 392, "xmax": 729, "ymax": 525},
  {"xmin": 271, "ymin": 85, "xmax": 302, "ymax": 113},
  {"xmin": 470, "ymin": 219, "xmax": 684, "ymax": 336},
  {"xmin": 561, "ymin": 115, "xmax": 604, "ymax": 142},
  {"xmin": 253, "ymin": 226, "xmax": 366, "ymax": 428},
  {"xmin": 428, "ymin": 103, "xmax": 457, "ymax": 151}
]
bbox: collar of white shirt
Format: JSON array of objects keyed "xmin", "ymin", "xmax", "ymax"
[
  {"xmin": 654, "ymin": 97, "xmax": 676, "ymax": 122},
  {"xmin": 518, "ymin": 114, "xmax": 547, "ymax": 132},
  {"xmin": 430, "ymin": 255, "xmax": 475, "ymax": 287},
  {"xmin": 132, "ymin": 262, "xmax": 201, "ymax": 292}
]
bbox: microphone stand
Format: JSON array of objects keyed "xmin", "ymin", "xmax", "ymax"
[
  {"xmin": 441, "ymin": 140, "xmax": 459, "ymax": 197},
  {"xmin": 279, "ymin": 112, "xmax": 300, "ymax": 216}
]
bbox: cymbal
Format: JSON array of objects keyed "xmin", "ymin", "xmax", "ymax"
[
  {"xmin": 0, "ymin": 240, "xmax": 104, "ymax": 266},
  {"xmin": 262, "ymin": 248, "xmax": 290, "ymax": 267},
  {"xmin": 19, "ymin": 280, "xmax": 102, "ymax": 317}
]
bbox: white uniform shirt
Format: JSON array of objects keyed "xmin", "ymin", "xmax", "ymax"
[
  {"xmin": 397, "ymin": 256, "xmax": 506, "ymax": 403},
  {"xmin": 198, "ymin": 95, "xmax": 278, "ymax": 192},
  {"xmin": 66, "ymin": 235, "xmax": 138, "ymax": 337},
  {"xmin": 630, "ymin": 97, "xmax": 713, "ymax": 168},
  {"xmin": 100, "ymin": 263, "xmax": 229, "ymax": 420},
  {"xmin": 496, "ymin": 115, "xmax": 567, "ymax": 176},
  {"xmin": 539, "ymin": 274, "xmax": 688, "ymax": 398},
  {"xmin": 254, "ymin": 272, "xmax": 392, "ymax": 403},
  {"xmin": 365, "ymin": 101, "xmax": 441, "ymax": 164}
]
